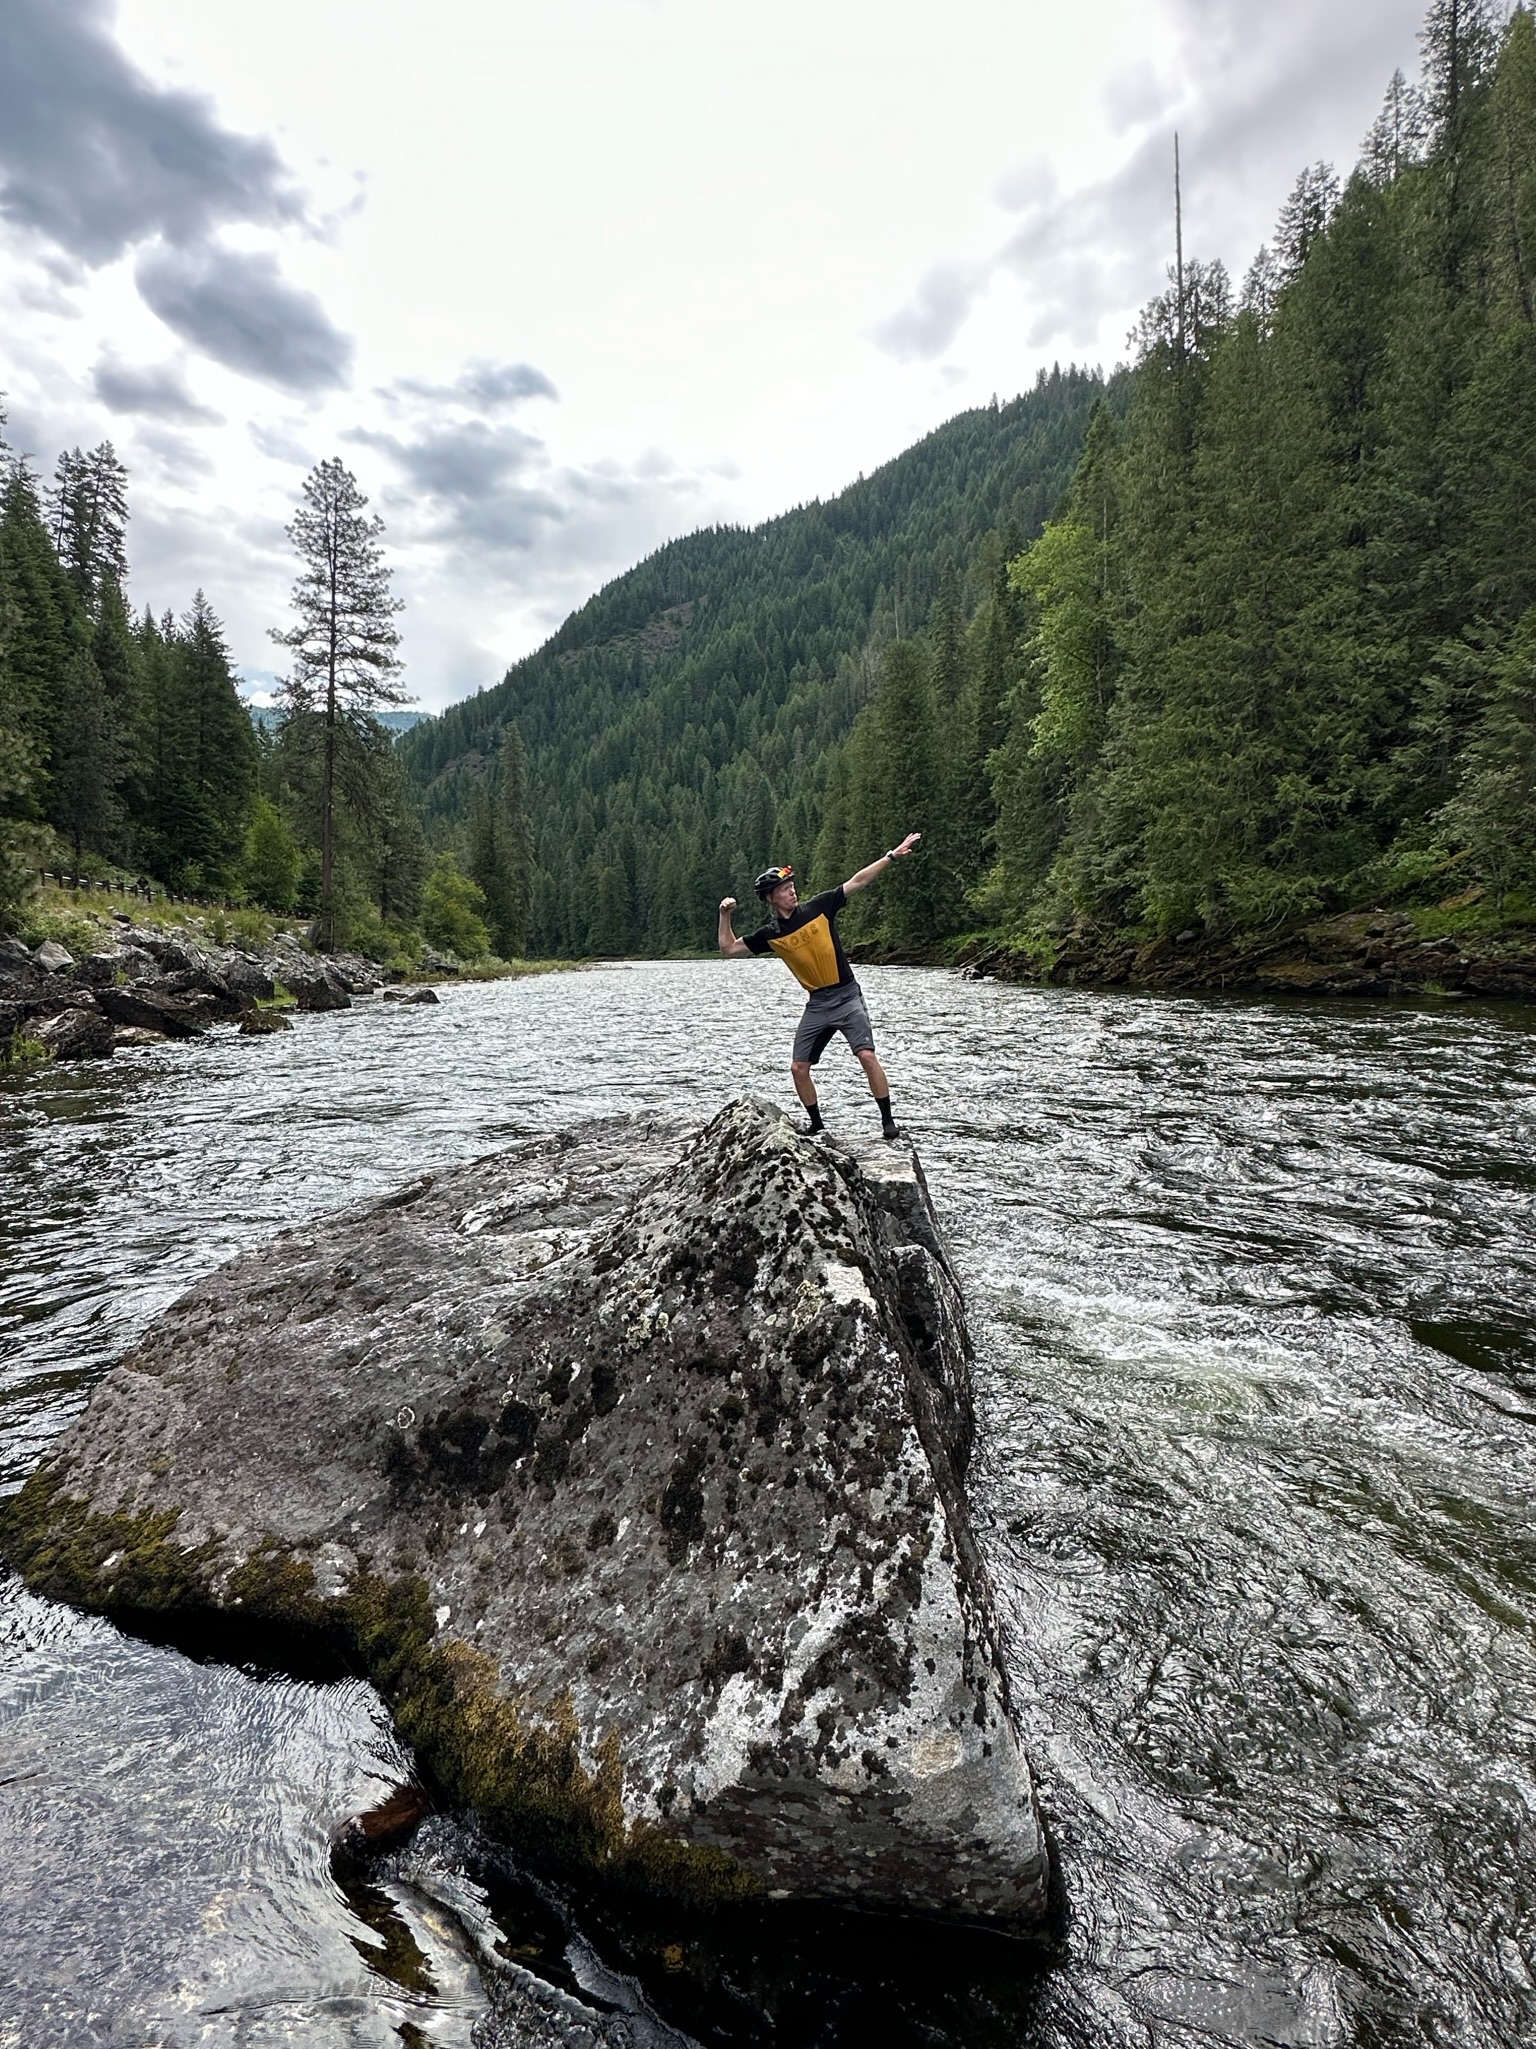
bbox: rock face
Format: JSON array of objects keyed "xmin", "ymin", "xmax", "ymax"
[
  {"xmin": 1, "ymin": 1100, "xmax": 1049, "ymax": 1929},
  {"xmin": 34, "ymin": 1006, "xmax": 114, "ymax": 1061},
  {"xmin": 95, "ymin": 983, "xmax": 208, "ymax": 1037}
]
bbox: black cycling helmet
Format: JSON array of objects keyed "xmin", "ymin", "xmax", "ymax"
[{"xmin": 754, "ymin": 863, "xmax": 794, "ymax": 899}]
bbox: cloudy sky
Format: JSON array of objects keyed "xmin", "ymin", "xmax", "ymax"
[{"xmin": 1, "ymin": 0, "xmax": 1435, "ymax": 710}]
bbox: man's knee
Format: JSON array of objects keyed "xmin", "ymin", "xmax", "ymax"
[
  {"xmin": 790, "ymin": 1059, "xmax": 812, "ymax": 1080},
  {"xmin": 855, "ymin": 1047, "xmax": 880, "ymax": 1070}
]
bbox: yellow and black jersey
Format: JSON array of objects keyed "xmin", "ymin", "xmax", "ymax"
[{"xmin": 744, "ymin": 886, "xmax": 853, "ymax": 994}]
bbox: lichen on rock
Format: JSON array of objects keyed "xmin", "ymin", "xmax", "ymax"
[{"xmin": 0, "ymin": 1098, "xmax": 1050, "ymax": 1927}]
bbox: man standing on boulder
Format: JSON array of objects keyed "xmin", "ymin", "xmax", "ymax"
[{"xmin": 717, "ymin": 835, "xmax": 921, "ymax": 1139}]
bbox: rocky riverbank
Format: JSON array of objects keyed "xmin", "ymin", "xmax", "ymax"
[
  {"xmin": 860, "ymin": 905, "xmax": 1536, "ymax": 1005},
  {"xmin": 0, "ymin": 1099, "xmax": 1051, "ymax": 1932},
  {"xmin": 0, "ymin": 918, "xmax": 455, "ymax": 1063}
]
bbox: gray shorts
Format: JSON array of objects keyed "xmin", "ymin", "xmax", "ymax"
[{"xmin": 793, "ymin": 980, "xmax": 875, "ymax": 1065}]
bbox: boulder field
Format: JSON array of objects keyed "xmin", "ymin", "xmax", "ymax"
[
  {"xmin": 0, "ymin": 923, "xmax": 393, "ymax": 1058},
  {"xmin": 0, "ymin": 1099, "xmax": 1050, "ymax": 1930}
]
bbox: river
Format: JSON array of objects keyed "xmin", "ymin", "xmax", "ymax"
[{"xmin": 2, "ymin": 963, "xmax": 1533, "ymax": 2047}]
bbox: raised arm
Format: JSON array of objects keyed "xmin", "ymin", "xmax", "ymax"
[
  {"xmin": 718, "ymin": 896, "xmax": 754, "ymax": 958},
  {"xmin": 843, "ymin": 831, "xmax": 922, "ymax": 896}
]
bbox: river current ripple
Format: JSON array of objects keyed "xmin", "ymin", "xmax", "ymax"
[{"xmin": 1, "ymin": 963, "xmax": 1533, "ymax": 2047}]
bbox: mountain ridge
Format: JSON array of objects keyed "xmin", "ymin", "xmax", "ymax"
[{"xmin": 399, "ymin": 366, "xmax": 1115, "ymax": 954}]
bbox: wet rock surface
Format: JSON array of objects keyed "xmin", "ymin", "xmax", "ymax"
[{"xmin": 1, "ymin": 1098, "xmax": 1049, "ymax": 1929}]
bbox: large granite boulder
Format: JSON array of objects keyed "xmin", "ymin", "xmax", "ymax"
[{"xmin": 0, "ymin": 1101, "xmax": 1048, "ymax": 1929}]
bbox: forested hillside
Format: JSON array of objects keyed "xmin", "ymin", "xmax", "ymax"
[
  {"xmin": 408, "ymin": 0, "xmax": 1536, "ymax": 967},
  {"xmin": 400, "ymin": 370, "xmax": 1112, "ymax": 954},
  {"xmin": 933, "ymin": 0, "xmax": 1536, "ymax": 955},
  {"xmin": 0, "ymin": 439, "xmax": 444, "ymax": 962},
  {"xmin": 0, "ymin": 436, "xmax": 259, "ymax": 922}
]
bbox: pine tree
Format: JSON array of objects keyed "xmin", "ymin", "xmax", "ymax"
[
  {"xmin": 92, "ymin": 576, "xmax": 146, "ymax": 848},
  {"xmin": 0, "ymin": 461, "xmax": 78, "ymax": 745},
  {"xmin": 367, "ymin": 740, "xmax": 428, "ymax": 930},
  {"xmin": 50, "ymin": 645, "xmax": 119, "ymax": 874},
  {"xmin": 1438, "ymin": 607, "xmax": 1536, "ymax": 902},
  {"xmin": 1275, "ymin": 163, "xmax": 1342, "ymax": 281},
  {"xmin": 1488, "ymin": 4, "xmax": 1536, "ymax": 323},
  {"xmin": 136, "ymin": 593, "xmax": 259, "ymax": 888},
  {"xmin": 46, "ymin": 443, "xmax": 129, "ymax": 611},
  {"xmin": 243, "ymin": 793, "xmax": 303, "ymax": 910},
  {"xmin": 271, "ymin": 459, "xmax": 406, "ymax": 947},
  {"xmin": 1363, "ymin": 69, "xmax": 1431, "ymax": 185},
  {"xmin": 491, "ymin": 722, "xmax": 535, "ymax": 955},
  {"xmin": 0, "ymin": 399, "xmax": 45, "ymax": 927},
  {"xmin": 845, "ymin": 640, "xmax": 956, "ymax": 946},
  {"xmin": 1419, "ymin": 0, "xmax": 1501, "ymax": 285}
]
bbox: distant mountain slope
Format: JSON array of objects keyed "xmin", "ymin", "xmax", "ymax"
[
  {"xmin": 247, "ymin": 706, "xmax": 427, "ymax": 735},
  {"xmin": 400, "ymin": 366, "xmax": 1115, "ymax": 953}
]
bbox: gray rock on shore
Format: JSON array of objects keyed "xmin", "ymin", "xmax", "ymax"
[
  {"xmin": 33, "ymin": 1006, "xmax": 115, "ymax": 1061},
  {"xmin": 0, "ymin": 1100, "xmax": 1050, "ymax": 1930},
  {"xmin": 1, "ymin": 922, "xmax": 404, "ymax": 1058}
]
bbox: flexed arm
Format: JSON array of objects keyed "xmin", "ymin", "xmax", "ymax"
[
  {"xmin": 718, "ymin": 896, "xmax": 753, "ymax": 958},
  {"xmin": 843, "ymin": 831, "xmax": 921, "ymax": 896}
]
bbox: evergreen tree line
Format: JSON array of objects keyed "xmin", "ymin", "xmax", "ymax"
[
  {"xmin": 0, "ymin": 426, "xmax": 260, "ymax": 923},
  {"xmin": 0, "ymin": 431, "xmax": 536, "ymax": 961},
  {"xmin": 819, "ymin": 0, "xmax": 1536, "ymax": 950},
  {"xmin": 406, "ymin": 0, "xmax": 1535, "ymax": 963}
]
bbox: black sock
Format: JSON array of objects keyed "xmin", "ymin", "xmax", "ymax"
[
  {"xmin": 875, "ymin": 1094, "xmax": 897, "ymax": 1134},
  {"xmin": 804, "ymin": 1101, "xmax": 824, "ymax": 1132}
]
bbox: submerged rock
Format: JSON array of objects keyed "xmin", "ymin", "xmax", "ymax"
[
  {"xmin": 0, "ymin": 1100, "xmax": 1049, "ymax": 1930},
  {"xmin": 237, "ymin": 1009, "xmax": 293, "ymax": 1035}
]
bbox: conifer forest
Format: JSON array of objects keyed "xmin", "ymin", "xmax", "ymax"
[{"xmin": 5, "ymin": 0, "xmax": 1534, "ymax": 973}]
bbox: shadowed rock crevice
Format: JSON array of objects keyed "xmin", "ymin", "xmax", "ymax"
[{"xmin": 0, "ymin": 1099, "xmax": 1049, "ymax": 1928}]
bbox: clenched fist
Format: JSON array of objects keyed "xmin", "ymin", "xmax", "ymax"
[{"xmin": 719, "ymin": 896, "xmax": 737, "ymax": 912}]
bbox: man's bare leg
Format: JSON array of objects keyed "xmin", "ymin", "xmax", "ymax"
[
  {"xmin": 856, "ymin": 1048, "xmax": 899, "ymax": 1138},
  {"xmin": 790, "ymin": 1059, "xmax": 823, "ymax": 1133}
]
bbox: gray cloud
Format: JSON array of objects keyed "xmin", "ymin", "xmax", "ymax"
[
  {"xmin": 350, "ymin": 419, "xmax": 565, "ymax": 551},
  {"xmin": 347, "ymin": 395, "xmax": 722, "ymax": 611},
  {"xmin": 872, "ymin": 260, "xmax": 989, "ymax": 365},
  {"xmin": 249, "ymin": 419, "xmax": 317, "ymax": 466},
  {"xmin": 132, "ymin": 422, "xmax": 215, "ymax": 477},
  {"xmin": 92, "ymin": 352, "xmax": 222, "ymax": 423},
  {"xmin": 388, "ymin": 359, "xmax": 559, "ymax": 410},
  {"xmin": 874, "ymin": 0, "xmax": 1427, "ymax": 363},
  {"xmin": 0, "ymin": 0, "xmax": 303, "ymax": 266},
  {"xmin": 136, "ymin": 241, "xmax": 353, "ymax": 392}
]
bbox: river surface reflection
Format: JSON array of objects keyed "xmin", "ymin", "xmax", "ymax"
[{"xmin": 2, "ymin": 963, "xmax": 1534, "ymax": 2046}]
